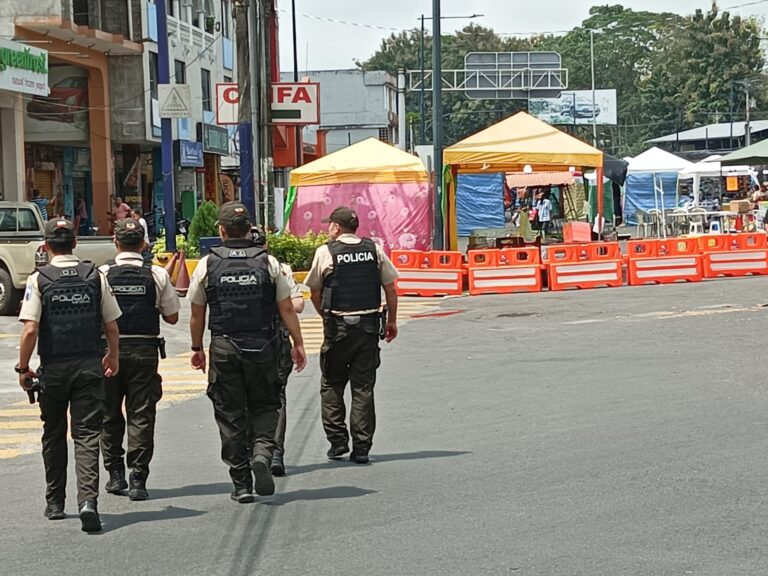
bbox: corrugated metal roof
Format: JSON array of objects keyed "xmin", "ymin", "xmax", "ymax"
[
  {"xmin": 505, "ymin": 172, "xmax": 575, "ymax": 188},
  {"xmin": 648, "ymin": 121, "xmax": 768, "ymax": 143}
]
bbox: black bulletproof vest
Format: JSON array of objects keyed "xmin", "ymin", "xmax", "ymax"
[
  {"xmin": 322, "ymin": 239, "xmax": 381, "ymax": 313},
  {"xmin": 38, "ymin": 262, "xmax": 102, "ymax": 363},
  {"xmin": 205, "ymin": 243, "xmax": 277, "ymax": 341},
  {"xmin": 107, "ymin": 260, "xmax": 159, "ymax": 337}
]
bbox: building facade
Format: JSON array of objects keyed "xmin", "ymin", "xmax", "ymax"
[
  {"xmin": 0, "ymin": 0, "xmax": 238, "ymax": 234},
  {"xmin": 282, "ymin": 69, "xmax": 398, "ymax": 155}
]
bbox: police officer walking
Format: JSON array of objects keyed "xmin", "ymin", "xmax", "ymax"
[
  {"xmin": 188, "ymin": 202, "xmax": 306, "ymax": 503},
  {"xmin": 305, "ymin": 206, "xmax": 399, "ymax": 464},
  {"xmin": 251, "ymin": 228, "xmax": 306, "ymax": 477},
  {"xmin": 100, "ymin": 219, "xmax": 181, "ymax": 500},
  {"xmin": 17, "ymin": 218, "xmax": 121, "ymax": 532}
]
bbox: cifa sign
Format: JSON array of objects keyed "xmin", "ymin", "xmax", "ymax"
[{"xmin": 215, "ymin": 82, "xmax": 320, "ymax": 125}]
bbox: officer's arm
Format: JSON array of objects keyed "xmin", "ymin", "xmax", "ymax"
[
  {"xmin": 163, "ymin": 312, "xmax": 179, "ymax": 324},
  {"xmin": 18, "ymin": 321, "xmax": 39, "ymax": 371},
  {"xmin": 277, "ymin": 298, "xmax": 304, "ymax": 348},
  {"xmin": 190, "ymin": 304, "xmax": 206, "ymax": 349},
  {"xmin": 310, "ymin": 289, "xmax": 322, "ymax": 315},
  {"xmin": 291, "ymin": 295, "xmax": 305, "ymax": 314}
]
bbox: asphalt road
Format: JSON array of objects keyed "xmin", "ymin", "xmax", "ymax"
[{"xmin": 2, "ymin": 279, "xmax": 768, "ymax": 575}]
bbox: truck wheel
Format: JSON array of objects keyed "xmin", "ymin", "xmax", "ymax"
[{"xmin": 0, "ymin": 269, "xmax": 21, "ymax": 316}]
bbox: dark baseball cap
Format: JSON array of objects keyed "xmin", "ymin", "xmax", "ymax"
[
  {"xmin": 322, "ymin": 206, "xmax": 359, "ymax": 227},
  {"xmin": 218, "ymin": 202, "xmax": 251, "ymax": 227},
  {"xmin": 44, "ymin": 218, "xmax": 76, "ymax": 240},
  {"xmin": 114, "ymin": 218, "xmax": 144, "ymax": 243}
]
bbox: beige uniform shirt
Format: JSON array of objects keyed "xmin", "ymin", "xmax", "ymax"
[
  {"xmin": 98, "ymin": 252, "xmax": 181, "ymax": 327},
  {"xmin": 188, "ymin": 251, "xmax": 292, "ymax": 306},
  {"xmin": 305, "ymin": 234, "xmax": 399, "ymax": 315},
  {"xmin": 19, "ymin": 255, "xmax": 122, "ymax": 324},
  {"xmin": 280, "ymin": 262, "xmax": 303, "ymax": 300}
]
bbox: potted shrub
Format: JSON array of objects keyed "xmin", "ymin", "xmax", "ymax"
[{"xmin": 188, "ymin": 200, "xmax": 220, "ymax": 257}]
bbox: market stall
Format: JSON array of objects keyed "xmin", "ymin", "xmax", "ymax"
[
  {"xmin": 443, "ymin": 112, "xmax": 604, "ymax": 250},
  {"xmin": 286, "ymin": 138, "xmax": 430, "ymax": 253}
]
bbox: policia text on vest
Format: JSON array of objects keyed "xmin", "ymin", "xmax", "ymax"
[
  {"xmin": 99, "ymin": 218, "xmax": 181, "ymax": 502},
  {"xmin": 188, "ymin": 202, "xmax": 306, "ymax": 504},
  {"xmin": 17, "ymin": 218, "xmax": 122, "ymax": 533},
  {"xmin": 306, "ymin": 206, "xmax": 400, "ymax": 465}
]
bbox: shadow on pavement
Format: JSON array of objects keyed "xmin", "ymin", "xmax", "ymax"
[
  {"xmin": 149, "ymin": 482, "xmax": 233, "ymax": 500},
  {"xmin": 98, "ymin": 506, "xmax": 206, "ymax": 533},
  {"xmin": 287, "ymin": 450, "xmax": 471, "ymax": 476},
  {"xmin": 261, "ymin": 486, "xmax": 376, "ymax": 506}
]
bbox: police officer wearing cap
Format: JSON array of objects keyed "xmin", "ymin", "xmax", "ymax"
[
  {"xmin": 17, "ymin": 218, "xmax": 121, "ymax": 533},
  {"xmin": 100, "ymin": 219, "xmax": 181, "ymax": 501},
  {"xmin": 305, "ymin": 206, "xmax": 399, "ymax": 464},
  {"xmin": 251, "ymin": 227, "xmax": 306, "ymax": 477},
  {"xmin": 188, "ymin": 202, "xmax": 307, "ymax": 503}
]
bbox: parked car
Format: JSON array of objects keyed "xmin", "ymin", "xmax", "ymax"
[
  {"xmin": 27, "ymin": 76, "xmax": 88, "ymax": 124},
  {"xmin": 0, "ymin": 202, "xmax": 115, "ymax": 315}
]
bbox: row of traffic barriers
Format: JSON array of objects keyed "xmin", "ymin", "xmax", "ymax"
[{"xmin": 392, "ymin": 233, "xmax": 768, "ymax": 297}]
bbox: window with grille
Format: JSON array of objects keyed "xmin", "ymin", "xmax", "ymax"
[{"xmin": 378, "ymin": 128, "xmax": 389, "ymax": 143}]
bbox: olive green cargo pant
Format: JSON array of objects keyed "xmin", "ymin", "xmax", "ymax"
[{"xmin": 39, "ymin": 357, "xmax": 105, "ymax": 507}]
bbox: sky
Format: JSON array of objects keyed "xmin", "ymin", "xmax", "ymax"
[{"xmin": 277, "ymin": 0, "xmax": 768, "ymax": 71}]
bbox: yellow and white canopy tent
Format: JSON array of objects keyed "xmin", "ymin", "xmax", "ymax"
[
  {"xmin": 286, "ymin": 138, "xmax": 431, "ymax": 253},
  {"xmin": 443, "ymin": 112, "xmax": 604, "ymax": 249}
]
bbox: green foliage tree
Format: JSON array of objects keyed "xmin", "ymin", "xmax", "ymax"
[
  {"xmin": 362, "ymin": 4, "xmax": 767, "ymax": 157},
  {"xmin": 187, "ymin": 201, "xmax": 220, "ymax": 258}
]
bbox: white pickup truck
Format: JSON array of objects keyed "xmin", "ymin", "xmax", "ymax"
[{"xmin": 0, "ymin": 202, "xmax": 116, "ymax": 315}]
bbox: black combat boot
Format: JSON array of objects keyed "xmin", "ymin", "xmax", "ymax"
[
  {"xmin": 230, "ymin": 486, "xmax": 255, "ymax": 503},
  {"xmin": 350, "ymin": 450, "xmax": 370, "ymax": 465},
  {"xmin": 251, "ymin": 455, "xmax": 275, "ymax": 496},
  {"xmin": 128, "ymin": 472, "xmax": 148, "ymax": 501},
  {"xmin": 78, "ymin": 500, "xmax": 101, "ymax": 533},
  {"xmin": 44, "ymin": 502, "xmax": 65, "ymax": 520},
  {"xmin": 270, "ymin": 450, "xmax": 286, "ymax": 477},
  {"xmin": 105, "ymin": 468, "xmax": 128, "ymax": 494},
  {"xmin": 326, "ymin": 443, "xmax": 350, "ymax": 460}
]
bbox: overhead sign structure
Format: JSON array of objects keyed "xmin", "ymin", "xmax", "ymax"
[
  {"xmin": 215, "ymin": 82, "xmax": 320, "ymax": 125},
  {"xmin": 0, "ymin": 39, "xmax": 49, "ymax": 97},
  {"xmin": 529, "ymin": 89, "xmax": 618, "ymax": 126},
  {"xmin": 158, "ymin": 84, "xmax": 192, "ymax": 118},
  {"xmin": 464, "ymin": 52, "xmax": 567, "ymax": 100}
]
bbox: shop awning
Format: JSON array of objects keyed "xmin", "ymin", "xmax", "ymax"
[{"xmin": 505, "ymin": 172, "xmax": 575, "ymax": 188}]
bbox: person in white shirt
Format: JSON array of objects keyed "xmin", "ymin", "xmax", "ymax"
[{"xmin": 131, "ymin": 209, "xmax": 150, "ymax": 246}]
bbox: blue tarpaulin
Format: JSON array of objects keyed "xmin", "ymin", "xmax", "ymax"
[
  {"xmin": 456, "ymin": 173, "xmax": 505, "ymax": 236},
  {"xmin": 624, "ymin": 172, "xmax": 679, "ymax": 225}
]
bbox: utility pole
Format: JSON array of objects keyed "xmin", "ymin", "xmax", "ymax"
[
  {"xmin": 590, "ymin": 29, "xmax": 597, "ymax": 147},
  {"xmin": 156, "ymin": 0, "xmax": 176, "ymax": 252},
  {"xmin": 234, "ymin": 0, "xmax": 256, "ymax": 219},
  {"xmin": 419, "ymin": 14, "xmax": 425, "ymax": 145},
  {"xmin": 745, "ymin": 82, "xmax": 752, "ymax": 147},
  {"xmin": 292, "ymin": 0, "xmax": 301, "ymax": 170},
  {"xmin": 248, "ymin": 0, "xmax": 261, "ymax": 224},
  {"xmin": 432, "ymin": 0, "xmax": 443, "ymax": 249},
  {"xmin": 256, "ymin": 0, "xmax": 273, "ymax": 227}
]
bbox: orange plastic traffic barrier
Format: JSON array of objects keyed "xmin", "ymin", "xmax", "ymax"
[
  {"xmin": 626, "ymin": 238, "xmax": 702, "ymax": 286},
  {"xmin": 698, "ymin": 233, "xmax": 768, "ymax": 278},
  {"xmin": 467, "ymin": 248, "xmax": 542, "ymax": 295},
  {"xmin": 545, "ymin": 242, "xmax": 623, "ymax": 291},
  {"xmin": 392, "ymin": 250, "xmax": 463, "ymax": 297},
  {"xmin": 175, "ymin": 251, "xmax": 190, "ymax": 296}
]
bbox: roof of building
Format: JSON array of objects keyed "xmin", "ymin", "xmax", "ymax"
[{"xmin": 648, "ymin": 121, "xmax": 768, "ymax": 143}]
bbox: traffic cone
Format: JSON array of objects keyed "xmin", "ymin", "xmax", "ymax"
[
  {"xmin": 175, "ymin": 250, "xmax": 190, "ymax": 297},
  {"xmin": 165, "ymin": 251, "xmax": 179, "ymax": 285}
]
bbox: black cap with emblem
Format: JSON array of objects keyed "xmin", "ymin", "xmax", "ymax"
[
  {"xmin": 218, "ymin": 202, "xmax": 252, "ymax": 227},
  {"xmin": 114, "ymin": 218, "xmax": 144, "ymax": 245},
  {"xmin": 321, "ymin": 206, "xmax": 359, "ymax": 230},
  {"xmin": 44, "ymin": 218, "xmax": 76, "ymax": 240}
]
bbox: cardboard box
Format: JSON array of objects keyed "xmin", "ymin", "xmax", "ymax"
[
  {"xmin": 729, "ymin": 200, "xmax": 752, "ymax": 214},
  {"xmin": 563, "ymin": 221, "xmax": 592, "ymax": 243}
]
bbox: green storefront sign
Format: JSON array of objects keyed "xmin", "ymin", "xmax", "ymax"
[
  {"xmin": 0, "ymin": 46, "xmax": 47, "ymax": 75},
  {"xmin": 198, "ymin": 123, "xmax": 229, "ymax": 156}
]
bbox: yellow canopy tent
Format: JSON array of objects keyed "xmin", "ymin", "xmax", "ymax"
[
  {"xmin": 289, "ymin": 137, "xmax": 428, "ymax": 187},
  {"xmin": 285, "ymin": 139, "xmax": 431, "ymax": 252},
  {"xmin": 443, "ymin": 112, "xmax": 604, "ymax": 249}
]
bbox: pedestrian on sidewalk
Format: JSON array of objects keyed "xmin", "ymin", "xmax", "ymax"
[
  {"xmin": 188, "ymin": 202, "xmax": 306, "ymax": 503},
  {"xmin": 17, "ymin": 218, "xmax": 121, "ymax": 533},
  {"xmin": 250, "ymin": 227, "xmax": 306, "ymax": 477},
  {"xmin": 305, "ymin": 206, "xmax": 399, "ymax": 464},
  {"xmin": 100, "ymin": 219, "xmax": 180, "ymax": 501}
]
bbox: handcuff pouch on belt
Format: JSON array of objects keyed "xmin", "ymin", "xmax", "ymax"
[{"xmin": 323, "ymin": 313, "xmax": 381, "ymax": 342}]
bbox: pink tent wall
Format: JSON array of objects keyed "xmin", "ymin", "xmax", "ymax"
[{"xmin": 288, "ymin": 182, "xmax": 431, "ymax": 254}]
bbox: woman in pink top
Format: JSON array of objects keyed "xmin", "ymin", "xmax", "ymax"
[{"xmin": 113, "ymin": 196, "xmax": 131, "ymax": 221}]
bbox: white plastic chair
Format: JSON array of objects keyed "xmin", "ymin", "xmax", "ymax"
[
  {"xmin": 689, "ymin": 207, "xmax": 706, "ymax": 235},
  {"xmin": 648, "ymin": 209, "xmax": 662, "ymax": 237}
]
